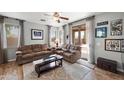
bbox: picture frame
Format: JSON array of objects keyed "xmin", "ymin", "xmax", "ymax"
[
  {"xmin": 121, "ymin": 39, "xmax": 124, "ymax": 52},
  {"xmin": 97, "ymin": 21, "xmax": 108, "ymax": 26},
  {"xmin": 105, "ymin": 39, "xmax": 123, "ymax": 52},
  {"xmin": 95, "ymin": 27, "xmax": 107, "ymax": 38},
  {"xmin": 31, "ymin": 29, "xmax": 43, "ymax": 40},
  {"xmin": 110, "ymin": 19, "xmax": 123, "ymax": 36}
]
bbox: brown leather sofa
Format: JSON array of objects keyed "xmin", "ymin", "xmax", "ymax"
[
  {"xmin": 54, "ymin": 44, "xmax": 81, "ymax": 63},
  {"xmin": 16, "ymin": 44, "xmax": 81, "ymax": 65},
  {"xmin": 16, "ymin": 44, "xmax": 52, "ymax": 65}
]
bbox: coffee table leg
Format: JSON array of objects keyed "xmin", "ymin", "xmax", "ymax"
[
  {"xmin": 38, "ymin": 73, "xmax": 40, "ymax": 78},
  {"xmin": 60, "ymin": 59, "xmax": 63, "ymax": 66},
  {"xmin": 55, "ymin": 61, "xmax": 57, "ymax": 66}
]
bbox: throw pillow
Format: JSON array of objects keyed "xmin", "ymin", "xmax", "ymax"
[
  {"xmin": 66, "ymin": 44, "xmax": 71, "ymax": 50},
  {"xmin": 62, "ymin": 48, "xmax": 68, "ymax": 52},
  {"xmin": 69, "ymin": 49, "xmax": 76, "ymax": 54}
]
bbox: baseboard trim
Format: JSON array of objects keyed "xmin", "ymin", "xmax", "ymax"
[
  {"xmin": 117, "ymin": 68, "xmax": 124, "ymax": 73},
  {"xmin": 8, "ymin": 59, "xmax": 16, "ymax": 62}
]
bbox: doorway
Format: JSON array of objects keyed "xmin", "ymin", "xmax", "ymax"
[{"xmin": 72, "ymin": 24, "xmax": 88, "ymax": 61}]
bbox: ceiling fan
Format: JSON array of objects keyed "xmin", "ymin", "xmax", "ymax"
[
  {"xmin": 43, "ymin": 12, "xmax": 69, "ymax": 23},
  {"xmin": 53, "ymin": 12, "xmax": 69, "ymax": 23}
]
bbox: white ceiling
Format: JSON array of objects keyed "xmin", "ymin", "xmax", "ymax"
[{"xmin": 0, "ymin": 12, "xmax": 101, "ymax": 27}]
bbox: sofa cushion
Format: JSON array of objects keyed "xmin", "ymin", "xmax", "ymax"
[
  {"xmin": 22, "ymin": 53, "xmax": 34, "ymax": 59},
  {"xmin": 33, "ymin": 52, "xmax": 43, "ymax": 57},
  {"xmin": 62, "ymin": 48, "xmax": 68, "ymax": 52},
  {"xmin": 41, "ymin": 44, "xmax": 48, "ymax": 51},
  {"xmin": 55, "ymin": 50, "xmax": 63, "ymax": 55},
  {"xmin": 41, "ymin": 51, "xmax": 52, "ymax": 55},
  {"xmin": 32, "ymin": 44, "xmax": 42, "ymax": 52},
  {"xmin": 69, "ymin": 49, "xmax": 76, "ymax": 54},
  {"xmin": 33, "ymin": 48, "xmax": 41, "ymax": 52},
  {"xmin": 63, "ymin": 52, "xmax": 73, "ymax": 58},
  {"xmin": 18, "ymin": 45, "xmax": 32, "ymax": 54},
  {"xmin": 22, "ymin": 50, "xmax": 32, "ymax": 55}
]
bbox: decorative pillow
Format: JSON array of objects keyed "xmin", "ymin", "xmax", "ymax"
[
  {"xmin": 70, "ymin": 45, "xmax": 75, "ymax": 50},
  {"xmin": 74, "ymin": 46, "xmax": 78, "ymax": 50},
  {"xmin": 62, "ymin": 48, "xmax": 68, "ymax": 52},
  {"xmin": 66, "ymin": 44, "xmax": 71, "ymax": 50},
  {"xmin": 69, "ymin": 49, "xmax": 76, "ymax": 54},
  {"xmin": 63, "ymin": 44, "xmax": 68, "ymax": 49}
]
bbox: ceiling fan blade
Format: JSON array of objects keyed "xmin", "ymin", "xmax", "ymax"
[{"xmin": 59, "ymin": 16, "xmax": 69, "ymax": 20}]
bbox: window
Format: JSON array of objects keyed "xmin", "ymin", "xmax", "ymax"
[{"xmin": 5, "ymin": 24, "xmax": 20, "ymax": 60}]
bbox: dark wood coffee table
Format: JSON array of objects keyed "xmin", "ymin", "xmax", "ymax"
[{"xmin": 33, "ymin": 54, "xmax": 63, "ymax": 77}]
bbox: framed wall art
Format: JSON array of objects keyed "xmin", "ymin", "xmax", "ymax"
[
  {"xmin": 121, "ymin": 39, "xmax": 124, "ymax": 52},
  {"xmin": 97, "ymin": 21, "xmax": 108, "ymax": 26},
  {"xmin": 105, "ymin": 39, "xmax": 124, "ymax": 52},
  {"xmin": 110, "ymin": 19, "xmax": 123, "ymax": 36},
  {"xmin": 31, "ymin": 29, "xmax": 43, "ymax": 40},
  {"xmin": 95, "ymin": 27, "xmax": 107, "ymax": 38}
]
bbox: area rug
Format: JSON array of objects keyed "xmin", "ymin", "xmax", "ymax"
[
  {"xmin": 23, "ymin": 62, "xmax": 72, "ymax": 80},
  {"xmin": 63, "ymin": 62, "xmax": 92, "ymax": 79},
  {"xmin": 23, "ymin": 61, "xmax": 92, "ymax": 80},
  {"xmin": 77, "ymin": 59, "xmax": 95, "ymax": 69}
]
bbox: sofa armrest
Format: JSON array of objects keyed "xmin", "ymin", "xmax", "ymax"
[
  {"xmin": 16, "ymin": 51, "xmax": 22, "ymax": 55},
  {"xmin": 47, "ymin": 48, "xmax": 51, "ymax": 51},
  {"xmin": 16, "ymin": 51, "xmax": 23, "ymax": 65}
]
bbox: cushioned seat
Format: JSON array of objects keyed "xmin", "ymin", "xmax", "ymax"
[
  {"xmin": 32, "ymin": 52, "xmax": 43, "ymax": 56},
  {"xmin": 16, "ymin": 44, "xmax": 53, "ymax": 65},
  {"xmin": 22, "ymin": 53, "xmax": 34, "ymax": 59},
  {"xmin": 63, "ymin": 52, "xmax": 72, "ymax": 58},
  {"xmin": 54, "ymin": 50, "xmax": 63, "ymax": 55},
  {"xmin": 40, "ymin": 51, "xmax": 52, "ymax": 55}
]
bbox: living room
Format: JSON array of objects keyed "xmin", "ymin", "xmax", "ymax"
[{"xmin": 0, "ymin": 12, "xmax": 124, "ymax": 80}]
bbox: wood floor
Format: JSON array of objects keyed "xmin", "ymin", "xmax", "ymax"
[{"xmin": 0, "ymin": 61, "xmax": 124, "ymax": 80}]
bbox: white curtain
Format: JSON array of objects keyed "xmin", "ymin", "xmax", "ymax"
[{"xmin": 86, "ymin": 17, "xmax": 95, "ymax": 64}]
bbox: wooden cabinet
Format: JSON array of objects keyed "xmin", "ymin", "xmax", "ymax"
[{"xmin": 97, "ymin": 57, "xmax": 117, "ymax": 73}]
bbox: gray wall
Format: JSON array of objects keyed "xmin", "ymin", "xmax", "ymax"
[
  {"xmin": 95, "ymin": 12, "xmax": 124, "ymax": 72},
  {"xmin": 3, "ymin": 19, "xmax": 49, "ymax": 61},
  {"xmin": 62, "ymin": 12, "xmax": 124, "ymax": 72},
  {"xmin": 24, "ymin": 21, "xmax": 48, "ymax": 45}
]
